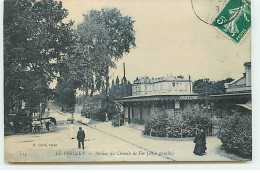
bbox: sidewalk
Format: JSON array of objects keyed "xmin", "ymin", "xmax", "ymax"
[{"xmin": 88, "ymin": 120, "xmax": 235, "ymax": 161}]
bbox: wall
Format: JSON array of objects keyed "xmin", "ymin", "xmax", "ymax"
[{"xmin": 132, "ymin": 77, "xmax": 193, "ymax": 96}]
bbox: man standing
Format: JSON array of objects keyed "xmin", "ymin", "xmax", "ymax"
[
  {"xmin": 46, "ymin": 121, "xmax": 50, "ymax": 131},
  {"xmin": 77, "ymin": 127, "xmax": 85, "ymax": 149}
]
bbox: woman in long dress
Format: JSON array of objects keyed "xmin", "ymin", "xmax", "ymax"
[{"xmin": 193, "ymin": 128, "xmax": 207, "ymax": 156}]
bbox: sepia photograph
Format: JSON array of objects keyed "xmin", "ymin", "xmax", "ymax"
[{"xmin": 3, "ymin": 0, "xmax": 252, "ymax": 163}]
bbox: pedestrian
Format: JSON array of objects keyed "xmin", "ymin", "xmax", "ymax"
[
  {"xmin": 46, "ymin": 121, "xmax": 50, "ymax": 131},
  {"xmin": 46, "ymin": 108, "xmax": 50, "ymax": 117},
  {"xmin": 70, "ymin": 121, "xmax": 75, "ymax": 139},
  {"xmin": 77, "ymin": 127, "xmax": 85, "ymax": 149},
  {"xmin": 105, "ymin": 112, "xmax": 108, "ymax": 122},
  {"xmin": 193, "ymin": 128, "xmax": 207, "ymax": 156},
  {"xmin": 41, "ymin": 120, "xmax": 46, "ymax": 133}
]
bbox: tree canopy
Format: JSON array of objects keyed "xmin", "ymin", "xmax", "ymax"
[
  {"xmin": 193, "ymin": 78, "xmax": 234, "ymax": 95},
  {"xmin": 4, "ymin": 1, "xmax": 136, "ymax": 116},
  {"xmin": 4, "ymin": 0, "xmax": 73, "ymax": 115},
  {"xmin": 80, "ymin": 76, "xmax": 132, "ymax": 120},
  {"xmin": 67, "ymin": 8, "xmax": 136, "ymax": 95}
]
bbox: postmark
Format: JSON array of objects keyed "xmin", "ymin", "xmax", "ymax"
[
  {"xmin": 191, "ymin": 0, "xmax": 234, "ymax": 26},
  {"xmin": 213, "ymin": 0, "xmax": 251, "ymax": 44}
]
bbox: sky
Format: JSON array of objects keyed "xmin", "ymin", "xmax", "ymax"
[{"xmin": 59, "ymin": 0, "xmax": 251, "ymax": 84}]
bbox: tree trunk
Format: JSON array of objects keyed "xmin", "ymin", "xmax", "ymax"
[{"xmin": 105, "ymin": 66, "xmax": 109, "ymax": 113}]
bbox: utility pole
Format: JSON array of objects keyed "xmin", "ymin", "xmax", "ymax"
[
  {"xmin": 123, "ymin": 63, "xmax": 127, "ymax": 97},
  {"xmin": 189, "ymin": 75, "xmax": 191, "ymax": 93}
]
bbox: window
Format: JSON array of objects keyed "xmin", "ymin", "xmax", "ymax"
[{"xmin": 168, "ymin": 82, "xmax": 172, "ymax": 91}]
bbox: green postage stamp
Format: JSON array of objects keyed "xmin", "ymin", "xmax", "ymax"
[{"xmin": 213, "ymin": 0, "xmax": 251, "ymax": 44}]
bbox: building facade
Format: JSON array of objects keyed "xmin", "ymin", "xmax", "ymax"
[
  {"xmin": 117, "ymin": 75, "xmax": 197, "ymax": 125},
  {"xmin": 115, "ymin": 63, "xmax": 251, "ymax": 136},
  {"xmin": 132, "ymin": 75, "xmax": 193, "ymax": 96}
]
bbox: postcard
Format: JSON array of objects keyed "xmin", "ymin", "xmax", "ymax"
[{"xmin": 4, "ymin": 0, "xmax": 251, "ymax": 162}]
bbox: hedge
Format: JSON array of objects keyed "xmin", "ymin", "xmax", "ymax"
[
  {"xmin": 143, "ymin": 105, "xmax": 212, "ymax": 138},
  {"xmin": 218, "ymin": 109, "xmax": 252, "ymax": 159}
]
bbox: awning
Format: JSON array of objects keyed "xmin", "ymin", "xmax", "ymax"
[
  {"xmin": 115, "ymin": 94, "xmax": 203, "ymax": 103},
  {"xmin": 236, "ymin": 102, "xmax": 252, "ymax": 110}
]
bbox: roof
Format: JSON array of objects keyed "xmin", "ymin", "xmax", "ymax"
[
  {"xmin": 133, "ymin": 75, "xmax": 190, "ymax": 85},
  {"xmin": 236, "ymin": 102, "xmax": 252, "ymax": 110},
  {"xmin": 209, "ymin": 93, "xmax": 251, "ymax": 100},
  {"xmin": 226, "ymin": 76, "xmax": 246, "ymax": 88},
  {"xmin": 115, "ymin": 93, "xmax": 203, "ymax": 102},
  {"xmin": 115, "ymin": 92, "xmax": 252, "ymax": 103}
]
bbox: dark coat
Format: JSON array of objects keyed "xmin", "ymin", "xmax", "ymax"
[
  {"xmin": 77, "ymin": 129, "xmax": 85, "ymax": 141},
  {"xmin": 193, "ymin": 132, "xmax": 207, "ymax": 156},
  {"xmin": 193, "ymin": 132, "xmax": 206, "ymax": 145}
]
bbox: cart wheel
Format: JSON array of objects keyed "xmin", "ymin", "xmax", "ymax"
[{"xmin": 21, "ymin": 126, "xmax": 30, "ymax": 134}]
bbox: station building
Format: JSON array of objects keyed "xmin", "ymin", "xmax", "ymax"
[
  {"xmin": 117, "ymin": 75, "xmax": 199, "ymax": 124},
  {"xmin": 116, "ymin": 62, "xmax": 251, "ymax": 135}
]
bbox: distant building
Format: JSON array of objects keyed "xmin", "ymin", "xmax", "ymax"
[
  {"xmin": 132, "ymin": 75, "xmax": 193, "ymax": 96},
  {"xmin": 225, "ymin": 62, "xmax": 251, "ymax": 93}
]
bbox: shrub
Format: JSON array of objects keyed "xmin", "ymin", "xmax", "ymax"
[
  {"xmin": 143, "ymin": 105, "xmax": 212, "ymax": 138},
  {"xmin": 218, "ymin": 108, "xmax": 252, "ymax": 159},
  {"xmin": 131, "ymin": 119, "xmax": 145, "ymax": 125},
  {"xmin": 112, "ymin": 113, "xmax": 124, "ymax": 127}
]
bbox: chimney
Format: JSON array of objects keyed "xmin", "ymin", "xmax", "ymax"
[{"xmin": 244, "ymin": 62, "xmax": 251, "ymax": 87}]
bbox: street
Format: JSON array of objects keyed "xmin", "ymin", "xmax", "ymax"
[{"xmin": 4, "ymin": 109, "xmax": 237, "ymax": 162}]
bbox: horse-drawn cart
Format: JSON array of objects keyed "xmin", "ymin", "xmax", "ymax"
[{"xmin": 32, "ymin": 117, "xmax": 57, "ymax": 133}]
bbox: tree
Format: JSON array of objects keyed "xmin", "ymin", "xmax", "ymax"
[
  {"xmin": 111, "ymin": 79, "xmax": 115, "ymax": 88},
  {"xmin": 115, "ymin": 76, "xmax": 120, "ymax": 87},
  {"xmin": 193, "ymin": 78, "xmax": 234, "ymax": 95},
  {"xmin": 109, "ymin": 78, "xmax": 132, "ymax": 99},
  {"xmin": 55, "ymin": 78, "xmax": 77, "ymax": 112},
  {"xmin": 69, "ymin": 8, "xmax": 136, "ymax": 96},
  {"xmin": 4, "ymin": 0, "xmax": 73, "ymax": 116},
  {"xmin": 80, "ymin": 76, "xmax": 132, "ymax": 121}
]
